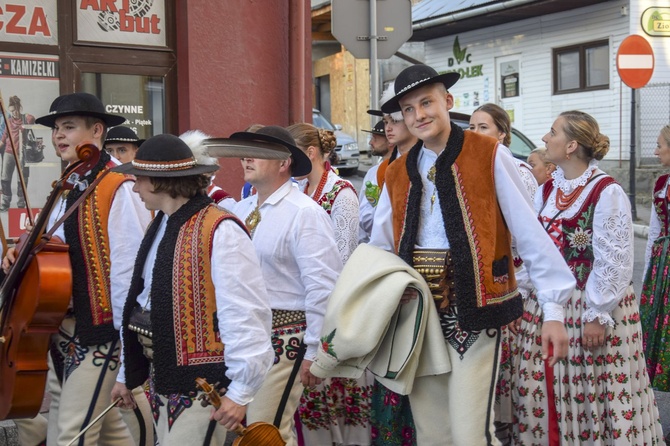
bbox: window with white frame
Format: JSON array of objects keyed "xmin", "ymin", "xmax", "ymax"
[{"xmin": 553, "ymin": 40, "xmax": 609, "ymax": 94}]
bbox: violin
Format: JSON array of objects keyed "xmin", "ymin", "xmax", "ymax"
[
  {"xmin": 195, "ymin": 377, "xmax": 286, "ymax": 446},
  {"xmin": 0, "ymin": 142, "xmax": 102, "ymax": 419}
]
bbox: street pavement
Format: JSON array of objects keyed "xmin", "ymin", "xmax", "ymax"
[{"xmin": 1, "ymin": 165, "xmax": 667, "ymax": 444}]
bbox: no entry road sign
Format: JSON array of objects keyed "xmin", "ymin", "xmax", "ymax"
[{"xmin": 617, "ymin": 34, "xmax": 655, "ymax": 89}]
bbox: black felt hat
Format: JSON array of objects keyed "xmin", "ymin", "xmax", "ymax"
[
  {"xmin": 105, "ymin": 126, "xmax": 145, "ymax": 146},
  {"xmin": 380, "ymin": 64, "xmax": 460, "ymax": 114},
  {"xmin": 367, "ymin": 109, "xmax": 383, "ymax": 117},
  {"xmin": 35, "ymin": 92, "xmax": 126, "ymax": 128},
  {"xmin": 112, "ymin": 134, "xmax": 219, "ymax": 177},
  {"xmin": 362, "ymin": 121, "xmax": 386, "ymax": 136},
  {"xmin": 228, "ymin": 126, "xmax": 312, "ymax": 177}
]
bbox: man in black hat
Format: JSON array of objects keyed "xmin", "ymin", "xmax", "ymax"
[
  {"xmin": 110, "ymin": 134, "xmax": 273, "ymax": 444},
  {"xmin": 3, "ymin": 92, "xmax": 152, "ymax": 445},
  {"xmin": 364, "ymin": 65, "xmax": 576, "ymax": 444},
  {"xmin": 104, "ymin": 125, "xmax": 144, "ymax": 164},
  {"xmin": 358, "ymin": 118, "xmax": 391, "ymax": 243},
  {"xmin": 229, "ymin": 126, "xmax": 342, "ymax": 446}
]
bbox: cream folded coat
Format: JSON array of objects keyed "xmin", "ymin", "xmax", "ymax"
[{"xmin": 310, "ymin": 243, "xmax": 451, "ymax": 395}]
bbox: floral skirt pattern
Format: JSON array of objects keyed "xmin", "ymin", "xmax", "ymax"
[
  {"xmin": 496, "ymin": 324, "xmax": 515, "ymax": 424},
  {"xmin": 298, "ymin": 373, "xmax": 373, "ymax": 445},
  {"xmin": 370, "ymin": 380, "xmax": 416, "ymax": 446},
  {"xmin": 640, "ymin": 236, "xmax": 670, "ymax": 392},
  {"xmin": 512, "ymin": 288, "xmax": 663, "ymax": 445}
]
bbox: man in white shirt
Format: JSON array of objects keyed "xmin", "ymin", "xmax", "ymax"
[
  {"xmin": 230, "ymin": 126, "xmax": 342, "ymax": 446},
  {"xmin": 359, "ymin": 118, "xmax": 391, "ymax": 243},
  {"xmin": 369, "ymin": 64, "xmax": 576, "ymax": 445},
  {"xmin": 110, "ymin": 133, "xmax": 274, "ymax": 444}
]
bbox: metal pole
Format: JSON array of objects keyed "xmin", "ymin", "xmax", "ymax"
[
  {"xmin": 370, "ymin": 0, "xmax": 379, "ymax": 124},
  {"xmin": 629, "ymin": 87, "xmax": 637, "ymax": 221}
]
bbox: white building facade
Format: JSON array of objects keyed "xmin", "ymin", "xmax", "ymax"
[{"xmin": 416, "ymin": 0, "xmax": 670, "ymax": 166}]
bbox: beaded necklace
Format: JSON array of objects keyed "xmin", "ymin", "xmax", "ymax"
[
  {"xmin": 555, "ymin": 170, "xmax": 594, "ymax": 211},
  {"xmin": 304, "ymin": 168, "xmax": 329, "ymax": 201}
]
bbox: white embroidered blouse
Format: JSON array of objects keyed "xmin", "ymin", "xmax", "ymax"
[
  {"xmin": 299, "ymin": 170, "xmax": 360, "ymax": 263},
  {"xmin": 535, "ymin": 165, "xmax": 634, "ymax": 327}
]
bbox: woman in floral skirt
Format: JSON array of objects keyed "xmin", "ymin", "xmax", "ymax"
[
  {"xmin": 513, "ymin": 110, "xmax": 663, "ymax": 445},
  {"xmin": 288, "ymin": 123, "xmax": 372, "ymax": 446},
  {"xmin": 641, "ymin": 124, "xmax": 670, "ymax": 395}
]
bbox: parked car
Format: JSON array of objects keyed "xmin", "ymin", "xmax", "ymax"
[
  {"xmin": 451, "ymin": 111, "xmax": 537, "ymax": 161},
  {"xmin": 312, "ymin": 109, "xmax": 359, "ymax": 176}
]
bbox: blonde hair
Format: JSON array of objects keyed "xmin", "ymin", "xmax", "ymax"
[
  {"xmin": 287, "ymin": 123, "xmax": 337, "ymax": 157},
  {"xmin": 559, "ymin": 110, "xmax": 609, "ymax": 161},
  {"xmin": 529, "ymin": 147, "xmax": 555, "ymax": 169},
  {"xmin": 660, "ymin": 124, "xmax": 670, "ymax": 147}
]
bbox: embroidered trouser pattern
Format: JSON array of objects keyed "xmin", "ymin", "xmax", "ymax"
[
  {"xmin": 246, "ymin": 316, "xmax": 307, "ymax": 446},
  {"xmin": 46, "ymin": 315, "xmax": 132, "ymax": 446}
]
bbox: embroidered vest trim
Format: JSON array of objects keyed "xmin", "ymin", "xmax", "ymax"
[
  {"xmin": 123, "ymin": 194, "xmax": 247, "ymax": 394},
  {"xmin": 653, "ymin": 174, "xmax": 670, "ymax": 238},
  {"xmin": 317, "ymin": 180, "xmax": 355, "ymax": 215},
  {"xmin": 384, "ymin": 126, "xmax": 522, "ymax": 331},
  {"xmin": 541, "ymin": 176, "xmax": 618, "ymax": 290},
  {"xmin": 66, "ymin": 152, "xmax": 131, "ymax": 345}
]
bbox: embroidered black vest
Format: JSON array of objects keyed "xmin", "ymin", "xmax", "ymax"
[{"xmin": 122, "ymin": 194, "xmax": 247, "ymax": 394}]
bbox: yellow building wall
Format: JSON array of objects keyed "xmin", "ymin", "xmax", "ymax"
[{"xmin": 314, "ymin": 50, "xmax": 371, "ymax": 155}]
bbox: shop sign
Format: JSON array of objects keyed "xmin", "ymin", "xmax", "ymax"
[
  {"xmin": 642, "ymin": 7, "xmax": 670, "ymax": 37},
  {"xmin": 0, "ymin": 52, "xmax": 61, "ymax": 238},
  {"xmin": 77, "ymin": 0, "xmax": 166, "ymax": 47},
  {"xmin": 444, "ymin": 36, "xmax": 483, "ymax": 79},
  {"xmin": 0, "ymin": 1, "xmax": 58, "ymax": 45},
  {"xmin": 500, "ymin": 61, "xmax": 519, "ymax": 98}
]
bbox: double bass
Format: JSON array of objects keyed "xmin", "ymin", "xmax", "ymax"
[{"xmin": 0, "ymin": 136, "xmax": 102, "ymax": 419}]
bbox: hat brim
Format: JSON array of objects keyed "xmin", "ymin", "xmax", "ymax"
[
  {"xmin": 105, "ymin": 138, "xmax": 145, "ymax": 146},
  {"xmin": 227, "ymin": 131, "xmax": 312, "ymax": 177},
  {"xmin": 381, "ymin": 72, "xmax": 461, "ymax": 114},
  {"xmin": 202, "ymin": 138, "xmax": 291, "ymax": 160},
  {"xmin": 362, "ymin": 129, "xmax": 385, "ymax": 136},
  {"xmin": 367, "ymin": 109, "xmax": 383, "ymax": 117},
  {"xmin": 111, "ymin": 162, "xmax": 219, "ymax": 177},
  {"xmin": 36, "ymin": 110, "xmax": 126, "ymax": 128}
]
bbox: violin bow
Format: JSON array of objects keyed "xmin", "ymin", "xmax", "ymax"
[
  {"xmin": 65, "ymin": 397, "xmax": 121, "ymax": 446},
  {"xmin": 0, "ymin": 90, "xmax": 34, "ymax": 226}
]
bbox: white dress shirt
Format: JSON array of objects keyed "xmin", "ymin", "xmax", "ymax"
[
  {"xmin": 358, "ymin": 163, "xmax": 381, "ymax": 244},
  {"xmin": 370, "ymin": 144, "xmax": 575, "ymax": 323},
  {"xmin": 233, "ymin": 180, "xmax": 342, "ymax": 360}
]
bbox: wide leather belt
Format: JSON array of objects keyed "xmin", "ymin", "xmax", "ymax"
[
  {"xmin": 272, "ymin": 309, "xmax": 306, "ymax": 329},
  {"xmin": 412, "ymin": 249, "xmax": 455, "ymax": 312},
  {"xmin": 127, "ymin": 306, "xmax": 154, "ymax": 360}
]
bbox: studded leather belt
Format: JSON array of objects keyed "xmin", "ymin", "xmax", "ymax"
[{"xmin": 412, "ymin": 249, "xmax": 456, "ymax": 312}]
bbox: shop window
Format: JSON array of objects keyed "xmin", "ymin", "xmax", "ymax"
[
  {"xmin": 553, "ymin": 40, "xmax": 609, "ymax": 94},
  {"xmin": 81, "ymin": 72, "xmax": 165, "ymax": 139}
]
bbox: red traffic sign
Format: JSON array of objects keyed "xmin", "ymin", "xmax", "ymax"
[{"xmin": 617, "ymin": 35, "xmax": 655, "ymax": 89}]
